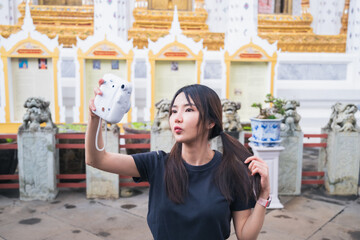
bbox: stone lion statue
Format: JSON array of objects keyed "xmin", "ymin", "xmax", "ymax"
[
  {"xmin": 325, "ymin": 103, "xmax": 359, "ymax": 132},
  {"xmin": 19, "ymin": 97, "xmax": 56, "ymax": 131},
  {"xmin": 221, "ymin": 99, "xmax": 242, "ymax": 132},
  {"xmin": 282, "ymin": 100, "xmax": 301, "ymax": 133},
  {"xmin": 152, "ymin": 99, "xmax": 171, "ymax": 133}
]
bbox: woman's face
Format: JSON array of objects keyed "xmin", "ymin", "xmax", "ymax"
[{"xmin": 169, "ymin": 92, "xmax": 201, "ymax": 144}]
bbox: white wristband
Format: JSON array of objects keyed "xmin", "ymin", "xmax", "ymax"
[{"xmin": 257, "ymin": 196, "xmax": 272, "ymax": 208}]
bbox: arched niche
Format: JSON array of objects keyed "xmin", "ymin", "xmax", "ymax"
[
  {"xmin": 149, "ymin": 40, "xmax": 203, "ymax": 120},
  {"xmin": 225, "ymin": 42, "xmax": 277, "ymax": 122},
  {"xmin": 77, "ymin": 39, "xmax": 134, "ymax": 123},
  {"xmin": 0, "ymin": 35, "xmax": 60, "ymax": 133}
]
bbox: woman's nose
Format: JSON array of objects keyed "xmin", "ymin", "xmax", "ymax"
[{"xmin": 174, "ymin": 113, "xmax": 182, "ymax": 123}]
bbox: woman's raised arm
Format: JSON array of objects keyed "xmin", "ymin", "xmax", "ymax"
[{"xmin": 85, "ymin": 79, "xmax": 140, "ymax": 177}]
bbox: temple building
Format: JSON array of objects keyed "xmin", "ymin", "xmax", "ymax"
[{"xmin": 0, "ymin": 0, "xmax": 359, "ymax": 133}]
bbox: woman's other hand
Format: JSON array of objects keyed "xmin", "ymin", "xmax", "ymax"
[{"xmin": 244, "ymin": 156, "xmax": 270, "ymax": 199}]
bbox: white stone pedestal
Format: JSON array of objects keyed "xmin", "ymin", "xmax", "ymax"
[
  {"xmin": 18, "ymin": 128, "xmax": 59, "ymax": 201},
  {"xmin": 324, "ymin": 131, "xmax": 360, "ymax": 195},
  {"xmin": 279, "ymin": 131, "xmax": 303, "ymax": 195},
  {"xmin": 86, "ymin": 124, "xmax": 119, "ymax": 199},
  {"xmin": 250, "ymin": 144, "xmax": 284, "ymax": 209},
  {"xmin": 150, "ymin": 130, "xmax": 174, "ymax": 153}
]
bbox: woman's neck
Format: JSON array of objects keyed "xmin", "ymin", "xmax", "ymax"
[{"xmin": 181, "ymin": 138, "xmax": 214, "ymax": 166}]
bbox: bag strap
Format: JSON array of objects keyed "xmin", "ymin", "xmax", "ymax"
[{"xmin": 95, "ymin": 117, "xmax": 107, "ymax": 151}]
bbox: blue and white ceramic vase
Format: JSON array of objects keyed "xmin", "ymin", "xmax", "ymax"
[{"xmin": 249, "ymin": 118, "xmax": 282, "ymax": 147}]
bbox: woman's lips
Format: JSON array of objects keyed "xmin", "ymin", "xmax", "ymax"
[{"xmin": 174, "ymin": 127, "xmax": 183, "ymax": 134}]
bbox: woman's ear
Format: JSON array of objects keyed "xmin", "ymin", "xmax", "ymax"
[{"xmin": 208, "ymin": 122, "xmax": 215, "ymax": 129}]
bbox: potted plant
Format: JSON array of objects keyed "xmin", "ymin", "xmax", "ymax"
[{"xmin": 250, "ymin": 94, "xmax": 285, "ymax": 147}]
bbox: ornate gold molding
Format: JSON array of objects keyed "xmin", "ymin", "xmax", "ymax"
[
  {"xmin": 17, "ymin": 3, "xmax": 94, "ymax": 26},
  {"xmin": 0, "ymin": 24, "xmax": 93, "ymax": 47},
  {"xmin": 257, "ymin": 0, "xmax": 347, "ymax": 52},
  {"xmin": 259, "ymin": 33, "xmax": 346, "ymax": 52},
  {"xmin": 0, "ymin": 3, "xmax": 94, "ymax": 47},
  {"xmin": 128, "ymin": 7, "xmax": 223, "ymax": 50},
  {"xmin": 258, "ymin": 13, "xmax": 313, "ymax": 33}
]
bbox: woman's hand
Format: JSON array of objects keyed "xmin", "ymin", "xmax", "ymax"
[
  {"xmin": 89, "ymin": 79, "xmax": 104, "ymax": 118},
  {"xmin": 244, "ymin": 156, "xmax": 270, "ymax": 199}
]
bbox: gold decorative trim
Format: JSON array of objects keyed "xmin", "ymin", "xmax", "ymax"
[
  {"xmin": 258, "ymin": 13, "xmax": 313, "ymax": 33},
  {"xmin": 128, "ymin": 6, "xmax": 224, "ymax": 50},
  {"xmin": 259, "ymin": 33, "xmax": 346, "ymax": 52},
  {"xmin": 0, "ymin": 2, "xmax": 95, "ymax": 47},
  {"xmin": 257, "ymin": 0, "xmax": 347, "ymax": 52}
]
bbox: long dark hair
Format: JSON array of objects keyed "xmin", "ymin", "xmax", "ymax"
[{"xmin": 165, "ymin": 84, "xmax": 261, "ymax": 204}]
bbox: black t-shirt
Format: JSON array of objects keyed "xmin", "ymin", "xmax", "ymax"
[{"xmin": 132, "ymin": 150, "xmax": 255, "ymax": 240}]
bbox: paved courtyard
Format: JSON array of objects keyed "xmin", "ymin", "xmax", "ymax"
[{"xmin": 0, "ymin": 149, "xmax": 359, "ymax": 240}]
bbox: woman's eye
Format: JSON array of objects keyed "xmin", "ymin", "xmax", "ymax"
[
  {"xmin": 171, "ymin": 109, "xmax": 177, "ymax": 114},
  {"xmin": 185, "ymin": 108, "xmax": 194, "ymax": 112}
]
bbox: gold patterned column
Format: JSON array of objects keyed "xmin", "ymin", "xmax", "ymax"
[
  {"xmin": 301, "ymin": 0, "xmax": 310, "ymax": 13},
  {"xmin": 194, "ymin": 0, "xmax": 205, "ymax": 11},
  {"xmin": 0, "ymin": 47, "xmax": 10, "ymax": 123},
  {"xmin": 135, "ymin": 0, "xmax": 148, "ymax": 9},
  {"xmin": 340, "ymin": 0, "xmax": 351, "ymax": 34}
]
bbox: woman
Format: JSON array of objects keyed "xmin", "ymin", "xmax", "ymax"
[{"xmin": 86, "ymin": 83, "xmax": 270, "ymax": 240}]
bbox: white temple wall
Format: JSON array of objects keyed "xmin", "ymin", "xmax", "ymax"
[
  {"xmin": 132, "ymin": 49, "xmax": 151, "ymax": 122},
  {"xmin": 226, "ymin": 0, "xmax": 258, "ymax": 41},
  {"xmin": 205, "ymin": 0, "xmax": 229, "ymax": 33},
  {"xmin": 0, "ymin": 0, "xmax": 22, "ymax": 25},
  {"xmin": 346, "ymin": 0, "xmax": 360, "ymax": 79},
  {"xmin": 275, "ymin": 52, "xmax": 360, "ymax": 134},
  {"xmin": 292, "ymin": 0, "xmax": 302, "ymax": 16},
  {"xmin": 201, "ymin": 50, "xmax": 226, "ymax": 98},
  {"xmin": 94, "ymin": 0, "xmax": 132, "ymax": 41},
  {"xmin": 58, "ymin": 47, "xmax": 79, "ymax": 123},
  {"xmin": 310, "ymin": 0, "xmax": 345, "ymax": 35}
]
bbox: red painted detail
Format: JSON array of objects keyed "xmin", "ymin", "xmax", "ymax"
[
  {"xmin": 56, "ymin": 144, "xmax": 85, "ymax": 149},
  {"xmin": 57, "ymin": 182, "xmax": 86, "ymax": 188},
  {"xmin": 304, "ymin": 134, "xmax": 328, "ymax": 139},
  {"xmin": 301, "ymin": 180, "xmax": 324, "ymax": 185},
  {"xmin": 56, "ymin": 174, "xmax": 86, "ymax": 179},
  {"xmin": 164, "ymin": 52, "xmax": 188, "ymax": 57},
  {"xmin": 303, "ymin": 143, "xmax": 327, "ymax": 148},
  {"xmin": 119, "ymin": 144, "xmax": 150, "ymax": 149},
  {"xmin": 0, "ymin": 183, "xmax": 19, "ymax": 189},
  {"xmin": 120, "ymin": 182, "xmax": 149, "ymax": 187},
  {"xmin": 302, "ymin": 171, "xmax": 324, "ymax": 177},
  {"xmin": 0, "ymin": 144, "xmax": 17, "ymax": 149},
  {"xmin": 56, "ymin": 133, "xmax": 85, "ymax": 139},
  {"xmin": 0, "ymin": 174, "xmax": 19, "ymax": 180},
  {"xmin": 0, "ymin": 134, "xmax": 17, "ymax": 139},
  {"xmin": 119, "ymin": 134, "xmax": 151, "ymax": 139}
]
